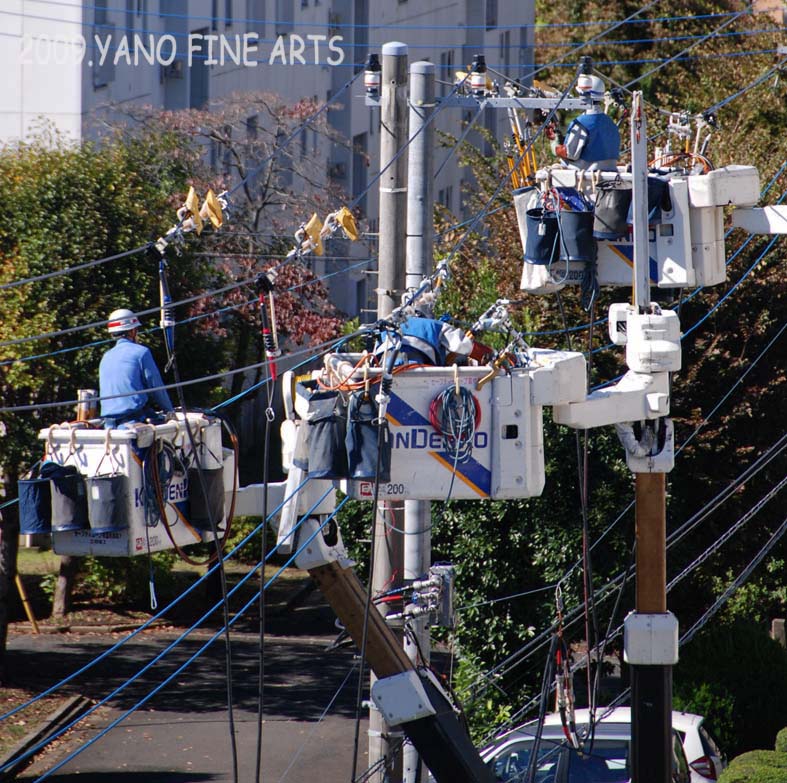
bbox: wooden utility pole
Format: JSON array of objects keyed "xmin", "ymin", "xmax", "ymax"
[
  {"xmin": 371, "ymin": 40, "xmax": 409, "ymax": 783},
  {"xmin": 629, "ymin": 92, "xmax": 673, "ymax": 783}
]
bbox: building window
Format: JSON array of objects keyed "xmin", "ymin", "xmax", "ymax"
[
  {"xmin": 276, "ymin": 0, "xmax": 294, "ymax": 35},
  {"xmin": 95, "ymin": 0, "xmax": 108, "ymax": 25},
  {"xmin": 352, "ymin": 133, "xmax": 368, "ymax": 215},
  {"xmin": 126, "ymin": 0, "xmax": 134, "ymax": 33},
  {"xmin": 247, "ymin": 0, "xmax": 265, "ymax": 35},
  {"xmin": 499, "ymin": 30, "xmax": 510, "ymax": 74},
  {"xmin": 189, "ymin": 28, "xmax": 210, "ymax": 107},
  {"xmin": 438, "ymin": 186, "xmax": 453, "ymax": 211},
  {"xmin": 439, "ymin": 50, "xmax": 454, "ymax": 97},
  {"xmin": 486, "ymin": 0, "xmax": 497, "ymax": 29},
  {"xmin": 225, "ymin": 0, "xmax": 233, "ymax": 27},
  {"xmin": 211, "ymin": 0, "xmax": 219, "ymax": 30},
  {"xmin": 301, "ymin": 0, "xmax": 308, "ymax": 7},
  {"xmin": 136, "ymin": 0, "xmax": 147, "ymax": 17}
]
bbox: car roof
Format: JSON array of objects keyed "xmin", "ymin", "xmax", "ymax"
[
  {"xmin": 490, "ymin": 707, "xmax": 704, "ymax": 746},
  {"xmin": 670, "ymin": 711, "xmax": 703, "ymax": 730}
]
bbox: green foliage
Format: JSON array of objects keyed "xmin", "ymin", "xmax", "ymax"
[
  {"xmin": 0, "ymin": 130, "xmax": 226, "ymax": 486},
  {"xmin": 719, "ymin": 751, "xmax": 787, "ymax": 783},
  {"xmin": 77, "ymin": 551, "xmax": 178, "ymax": 607},
  {"xmin": 224, "ymin": 516, "xmax": 264, "ymax": 565},
  {"xmin": 711, "ymin": 559, "xmax": 787, "ymax": 626},
  {"xmin": 674, "ymin": 621, "xmax": 787, "ymax": 757},
  {"xmin": 776, "ymin": 729, "xmax": 787, "ymax": 755},
  {"xmin": 453, "ymin": 653, "xmax": 515, "ymax": 744}
]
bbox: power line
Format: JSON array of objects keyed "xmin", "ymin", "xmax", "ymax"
[
  {"xmin": 16, "ymin": 1, "xmax": 744, "ymax": 32},
  {"xmin": 0, "ymin": 476, "xmax": 313, "ymax": 725}
]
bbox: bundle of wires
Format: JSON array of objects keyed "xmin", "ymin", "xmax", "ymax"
[{"xmin": 428, "ymin": 386, "xmax": 481, "ymax": 464}]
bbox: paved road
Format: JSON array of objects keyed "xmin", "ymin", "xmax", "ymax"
[{"xmin": 6, "ymin": 604, "xmax": 371, "ymax": 782}]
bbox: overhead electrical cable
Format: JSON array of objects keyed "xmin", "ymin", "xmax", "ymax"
[
  {"xmin": 1, "ymin": 490, "xmax": 339, "ymax": 776},
  {"xmin": 622, "ymin": 4, "xmax": 755, "ymax": 89},
  {"xmin": 14, "ymin": 1, "xmax": 743, "ymax": 31},
  {"xmin": 0, "ymin": 476, "xmax": 312, "ymax": 725},
  {"xmin": 25, "ymin": 497, "xmax": 350, "ymax": 783}
]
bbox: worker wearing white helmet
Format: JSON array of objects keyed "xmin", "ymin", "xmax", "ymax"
[
  {"xmin": 554, "ymin": 74, "xmax": 620, "ymax": 171},
  {"xmin": 98, "ymin": 308, "xmax": 173, "ymax": 424}
]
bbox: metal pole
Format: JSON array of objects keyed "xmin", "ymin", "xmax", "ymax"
[
  {"xmin": 403, "ymin": 61, "xmax": 435, "ymax": 783},
  {"xmin": 377, "ymin": 42, "xmax": 409, "ymax": 318},
  {"xmin": 629, "ymin": 91, "xmax": 672, "ymax": 783},
  {"xmin": 370, "ymin": 40, "xmax": 408, "ymax": 783},
  {"xmin": 630, "ymin": 92, "xmax": 651, "ymax": 311}
]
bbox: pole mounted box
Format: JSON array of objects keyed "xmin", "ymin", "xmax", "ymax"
[{"xmin": 623, "ymin": 611, "xmax": 679, "ymax": 666}]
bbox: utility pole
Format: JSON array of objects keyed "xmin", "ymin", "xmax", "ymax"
[
  {"xmin": 371, "ymin": 40, "xmax": 408, "ymax": 783},
  {"xmin": 627, "ymin": 92, "xmax": 675, "ymax": 783},
  {"xmin": 403, "ymin": 60, "xmax": 435, "ymax": 783}
]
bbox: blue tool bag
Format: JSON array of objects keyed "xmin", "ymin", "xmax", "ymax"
[
  {"xmin": 18, "ymin": 462, "xmax": 55, "ymax": 534},
  {"xmin": 345, "ymin": 390, "xmax": 391, "ymax": 482},
  {"xmin": 305, "ymin": 388, "xmax": 349, "ymax": 480},
  {"xmin": 50, "ymin": 465, "xmax": 89, "ymax": 532},
  {"xmin": 524, "ymin": 208, "xmax": 560, "ymax": 265}
]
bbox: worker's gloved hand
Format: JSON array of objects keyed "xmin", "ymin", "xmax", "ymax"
[{"xmin": 469, "ymin": 340, "xmax": 494, "ymax": 365}]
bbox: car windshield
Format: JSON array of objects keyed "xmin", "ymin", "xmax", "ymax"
[
  {"xmin": 489, "ymin": 737, "xmax": 563, "ymax": 782},
  {"xmin": 565, "ymin": 741, "xmax": 629, "ymax": 782},
  {"xmin": 489, "ymin": 737, "xmax": 629, "ymax": 783}
]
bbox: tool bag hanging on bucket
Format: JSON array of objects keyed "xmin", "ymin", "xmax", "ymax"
[
  {"xmin": 345, "ymin": 390, "xmax": 391, "ymax": 482},
  {"xmin": 593, "ymin": 186, "xmax": 632, "ymax": 240},
  {"xmin": 50, "ymin": 464, "xmax": 88, "ymax": 532},
  {"xmin": 188, "ymin": 464, "xmax": 225, "ymax": 532},
  {"xmin": 18, "ymin": 461, "xmax": 58, "ymax": 535},
  {"xmin": 305, "ymin": 388, "xmax": 349, "ymax": 479},
  {"xmin": 86, "ymin": 431, "xmax": 129, "ymax": 533},
  {"xmin": 524, "ymin": 207, "xmax": 560, "ymax": 265},
  {"xmin": 558, "ymin": 208, "xmax": 596, "ymax": 262}
]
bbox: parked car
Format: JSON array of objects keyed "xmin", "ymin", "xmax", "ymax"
[
  {"xmin": 481, "ymin": 707, "xmax": 691, "ymax": 783},
  {"xmin": 671, "ymin": 711, "xmax": 726, "ymax": 782}
]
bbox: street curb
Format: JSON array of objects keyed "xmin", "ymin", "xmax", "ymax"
[
  {"xmin": 0, "ymin": 695, "xmax": 91, "ymax": 782},
  {"xmin": 11, "ymin": 619, "xmax": 168, "ymax": 635}
]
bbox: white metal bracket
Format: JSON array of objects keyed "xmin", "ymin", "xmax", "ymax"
[
  {"xmin": 553, "ymin": 370, "xmax": 670, "ymax": 429},
  {"xmin": 731, "ymin": 206, "xmax": 787, "ymax": 234}
]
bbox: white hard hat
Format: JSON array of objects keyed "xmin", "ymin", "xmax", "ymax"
[
  {"xmin": 577, "ymin": 74, "xmax": 605, "ymax": 101},
  {"xmin": 107, "ymin": 308, "xmax": 141, "ymax": 334}
]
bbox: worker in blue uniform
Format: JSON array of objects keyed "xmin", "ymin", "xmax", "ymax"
[
  {"xmin": 99, "ymin": 308, "xmax": 174, "ymax": 425},
  {"xmin": 555, "ymin": 74, "xmax": 620, "ymax": 171}
]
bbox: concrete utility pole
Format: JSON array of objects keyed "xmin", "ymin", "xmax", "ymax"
[
  {"xmin": 403, "ymin": 60, "xmax": 435, "ymax": 783},
  {"xmin": 371, "ymin": 40, "xmax": 408, "ymax": 783},
  {"xmin": 628, "ymin": 92, "xmax": 673, "ymax": 783}
]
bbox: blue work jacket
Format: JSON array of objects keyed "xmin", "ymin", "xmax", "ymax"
[{"xmin": 99, "ymin": 337, "xmax": 173, "ymax": 417}]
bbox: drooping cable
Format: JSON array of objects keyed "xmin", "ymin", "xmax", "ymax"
[
  {"xmin": 25, "ymin": 498, "xmax": 349, "ymax": 783},
  {"xmin": 0, "ymin": 476, "xmax": 312, "ymax": 726},
  {"xmin": 350, "ymin": 338, "xmax": 398, "ymax": 783},
  {"xmin": 254, "ymin": 272, "xmax": 279, "ymax": 783}
]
